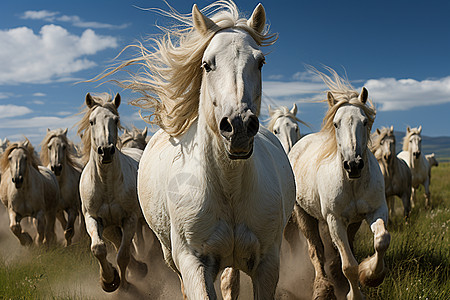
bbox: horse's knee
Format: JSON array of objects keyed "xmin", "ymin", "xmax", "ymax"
[
  {"xmin": 342, "ymin": 264, "xmax": 358, "ymax": 281},
  {"xmin": 10, "ymin": 224, "xmax": 21, "ymax": 236},
  {"xmin": 374, "ymin": 230, "xmax": 390, "ymax": 254},
  {"xmin": 91, "ymin": 242, "xmax": 107, "ymax": 259}
]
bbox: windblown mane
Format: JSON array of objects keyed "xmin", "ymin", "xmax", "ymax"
[
  {"xmin": 315, "ymin": 67, "xmax": 376, "ymax": 162},
  {"xmin": 95, "ymin": 0, "xmax": 276, "ymax": 137},
  {"xmin": 402, "ymin": 127, "xmax": 421, "ymax": 152},
  {"xmin": 267, "ymin": 106, "xmax": 308, "ymax": 132},
  {"xmin": 76, "ymin": 93, "xmax": 123, "ymax": 164},
  {"xmin": 40, "ymin": 128, "xmax": 82, "ymax": 171},
  {"xmin": 120, "ymin": 126, "xmax": 147, "ymax": 147},
  {"xmin": 0, "ymin": 139, "xmax": 40, "ymax": 173},
  {"xmin": 371, "ymin": 127, "xmax": 395, "ymax": 160}
]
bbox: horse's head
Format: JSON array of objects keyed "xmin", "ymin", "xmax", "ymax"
[
  {"xmin": 85, "ymin": 93, "xmax": 121, "ymax": 164},
  {"xmin": 195, "ymin": 4, "xmax": 266, "ymax": 159},
  {"xmin": 121, "ymin": 127, "xmax": 147, "ymax": 150},
  {"xmin": 330, "ymin": 88, "xmax": 370, "ymax": 179},
  {"xmin": 269, "ymin": 104, "xmax": 301, "ymax": 153},
  {"xmin": 8, "ymin": 141, "xmax": 30, "ymax": 189},
  {"xmin": 45, "ymin": 128, "xmax": 68, "ymax": 176},
  {"xmin": 377, "ymin": 126, "xmax": 395, "ymax": 163},
  {"xmin": 407, "ymin": 126, "xmax": 422, "ymax": 159},
  {"xmin": 426, "ymin": 153, "xmax": 438, "ymax": 167},
  {"xmin": 0, "ymin": 138, "xmax": 9, "ymax": 154}
]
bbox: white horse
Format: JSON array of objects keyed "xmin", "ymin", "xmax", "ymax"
[
  {"xmin": 425, "ymin": 153, "xmax": 439, "ymax": 168},
  {"xmin": 0, "ymin": 140, "xmax": 59, "ymax": 246},
  {"xmin": 398, "ymin": 126, "xmax": 431, "ymax": 208},
  {"xmin": 102, "ymin": 1, "xmax": 295, "ymax": 298},
  {"xmin": 77, "ymin": 93, "xmax": 147, "ymax": 292},
  {"xmin": 287, "ymin": 69, "xmax": 390, "ymax": 300},
  {"xmin": 0, "ymin": 138, "xmax": 9, "ymax": 155},
  {"xmin": 371, "ymin": 126, "xmax": 412, "ymax": 220},
  {"xmin": 40, "ymin": 128, "xmax": 85, "ymax": 246},
  {"xmin": 267, "ymin": 104, "xmax": 307, "ymax": 153},
  {"xmin": 120, "ymin": 126, "xmax": 148, "ymax": 150}
]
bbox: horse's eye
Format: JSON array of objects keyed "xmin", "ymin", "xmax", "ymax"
[
  {"xmin": 274, "ymin": 129, "xmax": 278, "ymax": 134},
  {"xmin": 333, "ymin": 123, "xmax": 338, "ymax": 128},
  {"xmin": 202, "ymin": 62, "xmax": 212, "ymax": 72},
  {"xmin": 258, "ymin": 59, "xmax": 265, "ymax": 70},
  {"xmin": 363, "ymin": 119, "xmax": 368, "ymax": 126},
  {"xmin": 380, "ymin": 140, "xmax": 384, "ymax": 144},
  {"xmin": 48, "ymin": 145, "xmax": 52, "ymax": 150},
  {"xmin": 89, "ymin": 120, "xmax": 94, "ymax": 126},
  {"xmin": 62, "ymin": 145, "xmax": 66, "ymax": 150}
]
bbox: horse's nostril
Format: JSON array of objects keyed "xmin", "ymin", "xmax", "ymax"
[
  {"xmin": 219, "ymin": 118, "xmax": 233, "ymax": 136},
  {"xmin": 246, "ymin": 115, "xmax": 259, "ymax": 137},
  {"xmin": 97, "ymin": 147, "xmax": 103, "ymax": 155},
  {"xmin": 110, "ymin": 146, "xmax": 115, "ymax": 155},
  {"xmin": 51, "ymin": 166, "xmax": 55, "ymax": 171},
  {"xmin": 343, "ymin": 161, "xmax": 350, "ymax": 170},
  {"xmin": 358, "ymin": 159, "xmax": 365, "ymax": 170}
]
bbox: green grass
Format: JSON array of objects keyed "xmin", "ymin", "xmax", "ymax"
[{"xmin": 354, "ymin": 162, "xmax": 450, "ymax": 299}]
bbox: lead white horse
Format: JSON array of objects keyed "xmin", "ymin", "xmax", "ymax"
[
  {"xmin": 0, "ymin": 140, "xmax": 59, "ymax": 246},
  {"xmin": 287, "ymin": 69, "xmax": 390, "ymax": 300},
  {"xmin": 77, "ymin": 93, "xmax": 147, "ymax": 292},
  {"xmin": 267, "ymin": 104, "xmax": 307, "ymax": 153},
  {"xmin": 398, "ymin": 126, "xmax": 431, "ymax": 208},
  {"xmin": 102, "ymin": 1, "xmax": 295, "ymax": 298},
  {"xmin": 371, "ymin": 126, "xmax": 412, "ymax": 220}
]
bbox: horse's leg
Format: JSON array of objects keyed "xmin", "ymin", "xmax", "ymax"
[
  {"xmin": 296, "ymin": 205, "xmax": 335, "ymax": 299},
  {"xmin": 326, "ymin": 214, "xmax": 362, "ymax": 300},
  {"xmin": 44, "ymin": 208, "xmax": 57, "ymax": 246},
  {"xmin": 410, "ymin": 187, "xmax": 416, "ymax": 208},
  {"xmin": 283, "ymin": 204, "xmax": 301, "ymax": 253},
  {"xmin": 64, "ymin": 208, "xmax": 78, "ymax": 246},
  {"xmin": 386, "ymin": 196, "xmax": 395, "ymax": 219},
  {"xmin": 220, "ymin": 267, "xmax": 240, "ymax": 300},
  {"xmin": 250, "ymin": 248, "xmax": 280, "ymax": 300},
  {"xmin": 401, "ymin": 191, "xmax": 411, "ymax": 221},
  {"xmin": 358, "ymin": 215, "xmax": 390, "ymax": 288},
  {"xmin": 56, "ymin": 209, "xmax": 67, "ymax": 233},
  {"xmin": 133, "ymin": 217, "xmax": 146, "ymax": 255},
  {"xmin": 424, "ymin": 178, "xmax": 431, "ymax": 208},
  {"xmin": 35, "ymin": 210, "xmax": 46, "ymax": 245},
  {"xmin": 84, "ymin": 213, "xmax": 120, "ymax": 292},
  {"xmin": 8, "ymin": 209, "xmax": 33, "ymax": 246}
]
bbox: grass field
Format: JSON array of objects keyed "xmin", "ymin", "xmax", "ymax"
[{"xmin": 0, "ymin": 163, "xmax": 449, "ymax": 299}]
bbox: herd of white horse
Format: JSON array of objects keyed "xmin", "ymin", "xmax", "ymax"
[{"xmin": 0, "ymin": 1, "xmax": 441, "ymax": 299}]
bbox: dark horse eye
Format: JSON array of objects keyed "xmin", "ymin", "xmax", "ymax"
[{"xmin": 202, "ymin": 62, "xmax": 212, "ymax": 72}]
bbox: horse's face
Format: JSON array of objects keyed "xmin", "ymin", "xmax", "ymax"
[
  {"xmin": 86, "ymin": 94, "xmax": 121, "ymax": 164},
  {"xmin": 409, "ymin": 134, "xmax": 422, "ymax": 159},
  {"xmin": 273, "ymin": 116, "xmax": 300, "ymax": 153},
  {"xmin": 47, "ymin": 136, "xmax": 67, "ymax": 176},
  {"xmin": 8, "ymin": 148, "xmax": 28, "ymax": 189},
  {"xmin": 334, "ymin": 105, "xmax": 369, "ymax": 179},
  {"xmin": 380, "ymin": 135, "xmax": 395, "ymax": 163}
]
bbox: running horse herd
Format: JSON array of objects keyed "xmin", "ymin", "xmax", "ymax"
[{"xmin": 0, "ymin": 1, "xmax": 441, "ymax": 299}]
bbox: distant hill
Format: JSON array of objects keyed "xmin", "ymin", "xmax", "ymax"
[{"xmin": 394, "ymin": 131, "xmax": 450, "ymax": 162}]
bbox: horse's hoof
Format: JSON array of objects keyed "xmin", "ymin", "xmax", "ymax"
[
  {"xmin": 101, "ymin": 267, "xmax": 120, "ymax": 293},
  {"xmin": 135, "ymin": 261, "xmax": 148, "ymax": 278}
]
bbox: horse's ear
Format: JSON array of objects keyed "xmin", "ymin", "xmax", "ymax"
[
  {"xmin": 192, "ymin": 4, "xmax": 217, "ymax": 36},
  {"xmin": 376, "ymin": 128, "xmax": 381, "ymax": 135},
  {"xmin": 63, "ymin": 128, "xmax": 68, "ymax": 136},
  {"xmin": 327, "ymin": 92, "xmax": 336, "ymax": 107},
  {"xmin": 23, "ymin": 140, "xmax": 29, "ymax": 148},
  {"xmin": 359, "ymin": 87, "xmax": 368, "ymax": 104},
  {"xmin": 124, "ymin": 128, "xmax": 129, "ymax": 135},
  {"xmin": 85, "ymin": 93, "xmax": 95, "ymax": 108},
  {"xmin": 268, "ymin": 105, "xmax": 274, "ymax": 116},
  {"xmin": 247, "ymin": 3, "xmax": 266, "ymax": 34},
  {"xmin": 407, "ymin": 126, "xmax": 411, "ymax": 133},
  {"xmin": 390, "ymin": 125, "xmax": 394, "ymax": 132},
  {"xmin": 290, "ymin": 103, "xmax": 298, "ymax": 116},
  {"xmin": 142, "ymin": 127, "xmax": 148, "ymax": 138},
  {"xmin": 47, "ymin": 128, "xmax": 51, "ymax": 132},
  {"xmin": 113, "ymin": 93, "xmax": 121, "ymax": 109},
  {"xmin": 418, "ymin": 125, "xmax": 422, "ymax": 134}
]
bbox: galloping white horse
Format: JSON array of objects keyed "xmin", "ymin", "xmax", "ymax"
[
  {"xmin": 267, "ymin": 104, "xmax": 306, "ymax": 153},
  {"xmin": 77, "ymin": 93, "xmax": 147, "ymax": 292},
  {"xmin": 0, "ymin": 140, "xmax": 59, "ymax": 246},
  {"xmin": 398, "ymin": 126, "xmax": 431, "ymax": 208},
  {"xmin": 371, "ymin": 126, "xmax": 412, "ymax": 220},
  {"xmin": 288, "ymin": 70, "xmax": 390, "ymax": 300},
  {"xmin": 102, "ymin": 1, "xmax": 295, "ymax": 298},
  {"xmin": 40, "ymin": 128, "xmax": 85, "ymax": 246},
  {"xmin": 120, "ymin": 126, "xmax": 148, "ymax": 151}
]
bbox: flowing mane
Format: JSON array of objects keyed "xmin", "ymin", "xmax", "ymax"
[
  {"xmin": 0, "ymin": 139, "xmax": 40, "ymax": 173},
  {"xmin": 315, "ymin": 68, "xmax": 376, "ymax": 162},
  {"xmin": 76, "ymin": 93, "xmax": 123, "ymax": 164},
  {"xmin": 267, "ymin": 106, "xmax": 307, "ymax": 132},
  {"xmin": 402, "ymin": 127, "xmax": 421, "ymax": 152},
  {"xmin": 40, "ymin": 128, "xmax": 82, "ymax": 171},
  {"xmin": 121, "ymin": 126, "xmax": 146, "ymax": 146},
  {"xmin": 95, "ymin": 0, "xmax": 276, "ymax": 137},
  {"xmin": 371, "ymin": 127, "xmax": 395, "ymax": 160}
]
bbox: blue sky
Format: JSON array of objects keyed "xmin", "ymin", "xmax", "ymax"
[{"xmin": 1, "ymin": 0, "xmax": 449, "ymax": 147}]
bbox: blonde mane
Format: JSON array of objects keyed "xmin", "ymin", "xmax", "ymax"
[
  {"xmin": 0, "ymin": 139, "xmax": 40, "ymax": 173},
  {"xmin": 267, "ymin": 106, "xmax": 308, "ymax": 132},
  {"xmin": 40, "ymin": 128, "xmax": 81, "ymax": 171},
  {"xmin": 402, "ymin": 127, "xmax": 421, "ymax": 152},
  {"xmin": 95, "ymin": 0, "xmax": 276, "ymax": 137},
  {"xmin": 371, "ymin": 127, "xmax": 395, "ymax": 160},
  {"xmin": 315, "ymin": 68, "xmax": 376, "ymax": 162},
  {"xmin": 76, "ymin": 93, "xmax": 123, "ymax": 164}
]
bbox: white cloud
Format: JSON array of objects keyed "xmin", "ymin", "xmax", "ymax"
[
  {"xmin": 33, "ymin": 92, "xmax": 46, "ymax": 97},
  {"xmin": 364, "ymin": 76, "xmax": 450, "ymax": 111},
  {"xmin": 0, "ymin": 25, "xmax": 118, "ymax": 84},
  {"xmin": 0, "ymin": 92, "xmax": 14, "ymax": 99},
  {"xmin": 0, "ymin": 105, "xmax": 32, "ymax": 118},
  {"xmin": 29, "ymin": 100, "xmax": 45, "ymax": 105},
  {"xmin": 267, "ymin": 74, "xmax": 284, "ymax": 80},
  {"xmin": 21, "ymin": 10, "xmax": 129, "ymax": 30}
]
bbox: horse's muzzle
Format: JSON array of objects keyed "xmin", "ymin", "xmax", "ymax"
[
  {"xmin": 12, "ymin": 176, "xmax": 24, "ymax": 189},
  {"xmin": 344, "ymin": 157, "xmax": 364, "ymax": 179},
  {"xmin": 97, "ymin": 145, "xmax": 115, "ymax": 164},
  {"xmin": 413, "ymin": 151, "xmax": 421, "ymax": 159},
  {"xmin": 51, "ymin": 164, "xmax": 63, "ymax": 176}
]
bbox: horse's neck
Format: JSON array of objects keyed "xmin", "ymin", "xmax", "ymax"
[
  {"xmin": 22, "ymin": 165, "xmax": 41, "ymax": 191},
  {"xmin": 89, "ymin": 148, "xmax": 122, "ymax": 183}
]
